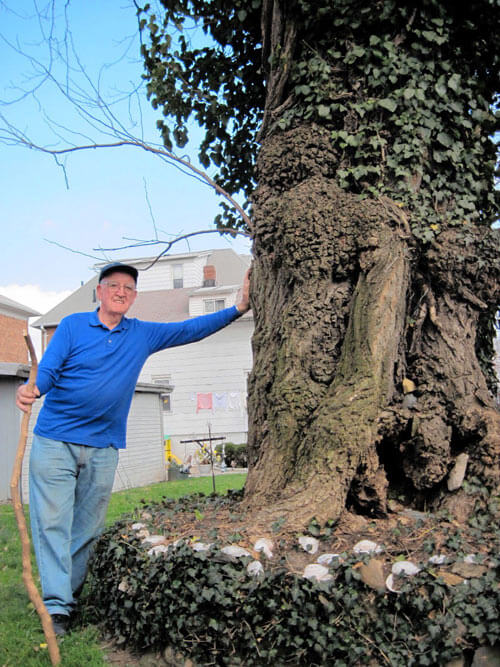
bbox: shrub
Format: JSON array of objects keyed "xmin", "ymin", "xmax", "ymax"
[
  {"xmin": 83, "ymin": 491, "xmax": 500, "ymax": 666},
  {"xmin": 216, "ymin": 442, "xmax": 248, "ymax": 468}
]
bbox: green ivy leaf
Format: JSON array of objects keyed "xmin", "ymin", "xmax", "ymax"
[
  {"xmin": 378, "ymin": 98, "xmax": 397, "ymax": 112},
  {"xmin": 436, "ymin": 132, "xmax": 453, "ymax": 147}
]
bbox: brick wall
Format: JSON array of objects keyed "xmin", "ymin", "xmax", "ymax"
[
  {"xmin": 41, "ymin": 326, "xmax": 57, "ymax": 353},
  {"xmin": 0, "ymin": 314, "xmax": 29, "ymax": 363}
]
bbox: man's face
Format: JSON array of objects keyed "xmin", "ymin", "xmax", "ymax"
[{"xmin": 96, "ymin": 271, "xmax": 137, "ymax": 317}]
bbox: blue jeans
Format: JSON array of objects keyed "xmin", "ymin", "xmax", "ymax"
[{"xmin": 29, "ymin": 435, "xmax": 118, "ymax": 616}]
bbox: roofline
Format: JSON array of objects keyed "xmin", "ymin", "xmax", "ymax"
[
  {"xmin": 31, "ymin": 320, "xmax": 61, "ymax": 329},
  {"xmin": 0, "ymin": 362, "xmax": 31, "ymax": 378},
  {"xmin": 0, "ymin": 297, "xmax": 40, "ymax": 318},
  {"xmin": 93, "ymin": 249, "xmax": 214, "ymax": 270}
]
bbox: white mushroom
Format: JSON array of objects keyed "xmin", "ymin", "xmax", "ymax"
[
  {"xmin": 464, "ymin": 554, "xmax": 478, "ymax": 564},
  {"xmin": 303, "ymin": 564, "xmax": 333, "ymax": 582},
  {"xmin": 141, "ymin": 535, "xmax": 167, "ymax": 546},
  {"xmin": 148, "ymin": 544, "xmax": 170, "ymax": 556},
  {"xmin": 391, "ymin": 561, "xmax": 421, "ymax": 576},
  {"xmin": 316, "ymin": 553, "xmax": 341, "ymax": 565},
  {"xmin": 247, "ymin": 560, "xmax": 264, "ymax": 577},
  {"xmin": 254, "ymin": 538, "xmax": 274, "ymax": 559},
  {"xmin": 385, "ymin": 574, "xmax": 399, "ymax": 593},
  {"xmin": 221, "ymin": 545, "xmax": 252, "ymax": 558},
  {"xmin": 118, "ymin": 579, "xmax": 129, "ymax": 592},
  {"xmin": 298, "ymin": 536, "xmax": 319, "ymax": 554},
  {"xmin": 192, "ymin": 542, "xmax": 212, "ymax": 552},
  {"xmin": 386, "ymin": 560, "xmax": 421, "ymax": 593},
  {"xmin": 353, "ymin": 540, "xmax": 383, "ymax": 555},
  {"xmin": 428, "ymin": 554, "xmax": 447, "ymax": 565}
]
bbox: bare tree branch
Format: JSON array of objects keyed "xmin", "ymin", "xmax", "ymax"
[
  {"xmin": 10, "ymin": 133, "xmax": 253, "ymax": 228},
  {"xmin": 0, "ymin": 1, "xmax": 253, "ymax": 273},
  {"xmin": 46, "ymin": 227, "xmax": 251, "ymax": 273}
]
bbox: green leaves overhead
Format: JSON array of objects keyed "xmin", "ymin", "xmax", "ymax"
[
  {"xmin": 282, "ymin": 0, "xmax": 500, "ymax": 238},
  {"xmin": 138, "ymin": 0, "xmax": 264, "ymax": 230},
  {"xmin": 138, "ymin": 0, "xmax": 500, "ymax": 237}
]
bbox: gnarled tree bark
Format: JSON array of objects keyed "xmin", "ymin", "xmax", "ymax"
[{"xmin": 244, "ymin": 124, "xmax": 500, "ymax": 528}]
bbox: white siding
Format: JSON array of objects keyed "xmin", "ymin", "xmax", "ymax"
[
  {"xmin": 191, "ymin": 255, "xmax": 206, "ymax": 288},
  {"xmin": 113, "ymin": 391, "xmax": 166, "ymax": 492},
  {"xmin": 139, "ymin": 317, "xmax": 253, "ymax": 463},
  {"xmin": 135, "ymin": 254, "xmax": 210, "ymax": 292},
  {"xmin": 189, "ymin": 290, "xmax": 237, "ymax": 317}
]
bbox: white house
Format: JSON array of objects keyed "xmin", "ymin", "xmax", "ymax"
[
  {"xmin": 125, "ymin": 249, "xmax": 253, "ymax": 465},
  {"xmin": 32, "ymin": 248, "xmax": 253, "ymax": 475}
]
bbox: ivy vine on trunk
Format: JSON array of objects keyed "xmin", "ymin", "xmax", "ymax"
[{"xmin": 139, "ymin": 0, "xmax": 500, "ymax": 527}]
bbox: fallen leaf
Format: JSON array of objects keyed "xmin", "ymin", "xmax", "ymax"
[
  {"xmin": 359, "ymin": 559, "xmax": 386, "ymax": 591},
  {"xmin": 451, "ymin": 562, "xmax": 487, "ymax": 578},
  {"xmin": 436, "ymin": 570, "xmax": 464, "ymax": 586}
]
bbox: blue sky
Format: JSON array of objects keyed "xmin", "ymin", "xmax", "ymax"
[{"xmin": 0, "ymin": 1, "xmax": 251, "ymax": 313}]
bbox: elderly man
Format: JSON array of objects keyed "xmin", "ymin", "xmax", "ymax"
[{"xmin": 16, "ymin": 262, "xmax": 250, "ymax": 636}]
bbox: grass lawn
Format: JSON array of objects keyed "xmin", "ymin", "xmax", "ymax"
[{"xmin": 0, "ymin": 473, "xmax": 246, "ymax": 666}]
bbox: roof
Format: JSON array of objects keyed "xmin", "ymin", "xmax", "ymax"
[
  {"xmin": 94, "ymin": 248, "xmax": 251, "ymax": 278},
  {"xmin": 32, "ymin": 277, "xmax": 99, "ymax": 328},
  {"xmin": 191, "ymin": 284, "xmax": 241, "ymax": 297},
  {"xmin": 0, "ymin": 294, "xmax": 40, "ymax": 318},
  {"xmin": 128, "ymin": 288, "xmax": 194, "ymax": 323},
  {"xmin": 32, "ymin": 248, "xmax": 251, "ymax": 329}
]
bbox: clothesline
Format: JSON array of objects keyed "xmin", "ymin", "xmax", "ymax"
[{"xmin": 194, "ymin": 391, "xmax": 246, "ymax": 413}]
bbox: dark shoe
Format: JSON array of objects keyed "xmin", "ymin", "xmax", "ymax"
[{"xmin": 51, "ymin": 614, "xmax": 70, "ymax": 637}]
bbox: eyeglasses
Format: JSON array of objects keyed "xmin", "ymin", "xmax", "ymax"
[{"xmin": 100, "ymin": 280, "xmax": 136, "ymax": 294}]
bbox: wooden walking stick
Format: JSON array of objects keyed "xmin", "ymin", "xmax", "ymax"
[{"xmin": 10, "ymin": 332, "xmax": 61, "ymax": 665}]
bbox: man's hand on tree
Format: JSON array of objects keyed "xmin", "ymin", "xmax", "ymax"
[{"xmin": 236, "ymin": 267, "xmax": 251, "ymax": 314}]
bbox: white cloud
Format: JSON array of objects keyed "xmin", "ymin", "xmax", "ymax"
[{"xmin": 0, "ymin": 284, "xmax": 71, "ymax": 314}]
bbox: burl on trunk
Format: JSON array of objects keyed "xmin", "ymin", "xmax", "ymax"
[{"xmin": 244, "ymin": 125, "xmax": 499, "ymax": 528}]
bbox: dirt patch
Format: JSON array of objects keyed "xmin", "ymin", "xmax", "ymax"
[{"xmin": 120, "ymin": 494, "xmax": 497, "ymax": 583}]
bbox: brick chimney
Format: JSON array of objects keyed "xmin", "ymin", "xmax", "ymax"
[{"xmin": 203, "ymin": 265, "xmax": 216, "ymax": 287}]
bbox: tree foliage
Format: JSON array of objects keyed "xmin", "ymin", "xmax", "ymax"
[
  {"xmin": 139, "ymin": 0, "xmax": 264, "ymax": 228},
  {"xmin": 139, "ymin": 0, "xmax": 499, "ymax": 238}
]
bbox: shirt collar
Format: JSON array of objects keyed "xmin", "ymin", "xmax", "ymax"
[{"xmin": 90, "ymin": 308, "xmax": 130, "ymax": 331}]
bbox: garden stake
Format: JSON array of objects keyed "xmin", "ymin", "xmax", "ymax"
[{"xmin": 10, "ymin": 332, "xmax": 60, "ymax": 665}]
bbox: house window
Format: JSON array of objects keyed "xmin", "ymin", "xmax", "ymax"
[
  {"xmin": 161, "ymin": 394, "xmax": 171, "ymax": 412},
  {"xmin": 204, "ymin": 299, "xmax": 225, "ymax": 313},
  {"xmin": 152, "ymin": 376, "xmax": 172, "ymax": 412},
  {"xmin": 173, "ymin": 264, "xmax": 183, "ymax": 289}
]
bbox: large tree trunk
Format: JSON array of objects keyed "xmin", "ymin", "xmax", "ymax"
[{"xmin": 244, "ymin": 124, "xmax": 500, "ymax": 528}]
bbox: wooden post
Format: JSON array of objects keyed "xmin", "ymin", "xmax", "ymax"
[{"xmin": 10, "ymin": 333, "xmax": 60, "ymax": 665}]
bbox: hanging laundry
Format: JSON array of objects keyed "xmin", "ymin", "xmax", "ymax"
[
  {"xmin": 196, "ymin": 392, "xmax": 213, "ymax": 413},
  {"xmin": 228, "ymin": 392, "xmax": 241, "ymax": 411},
  {"xmin": 214, "ymin": 392, "xmax": 228, "ymax": 411}
]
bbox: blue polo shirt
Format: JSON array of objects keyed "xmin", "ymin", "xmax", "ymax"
[{"xmin": 34, "ymin": 307, "xmax": 241, "ymax": 449}]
